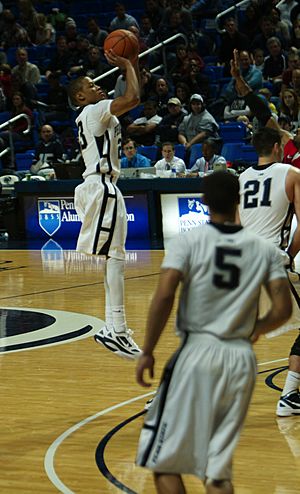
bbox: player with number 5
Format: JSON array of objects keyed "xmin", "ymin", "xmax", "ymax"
[{"xmin": 67, "ymin": 50, "xmax": 142, "ymax": 359}]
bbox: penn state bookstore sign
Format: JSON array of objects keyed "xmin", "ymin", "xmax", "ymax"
[
  {"xmin": 23, "ymin": 194, "xmax": 150, "ymax": 241},
  {"xmin": 160, "ymin": 193, "xmax": 210, "ymax": 247}
]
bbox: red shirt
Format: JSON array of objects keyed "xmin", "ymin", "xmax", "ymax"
[{"xmin": 284, "ymin": 138, "xmax": 300, "ymax": 169}]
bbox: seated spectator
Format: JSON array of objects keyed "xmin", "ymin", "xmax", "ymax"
[
  {"xmin": 178, "ymin": 94, "xmax": 219, "ymax": 151},
  {"xmin": 139, "ymin": 66, "xmax": 159, "ymax": 102},
  {"xmin": 258, "ymin": 87, "xmax": 278, "ymax": 115},
  {"xmin": 12, "ymin": 47, "xmax": 41, "ymax": 86},
  {"xmin": 155, "ymin": 141, "xmax": 186, "ymax": 175},
  {"xmin": 156, "ymin": 97, "xmax": 185, "ymax": 143},
  {"xmin": 86, "ymin": 17, "xmax": 108, "ymax": 51},
  {"xmin": 0, "ymin": 91, "xmax": 33, "ymax": 168},
  {"xmin": 290, "ymin": 68, "xmax": 300, "ymax": 99},
  {"xmin": 222, "ymin": 51, "xmax": 263, "ymax": 103},
  {"xmin": 239, "ymin": 2, "xmax": 261, "ymax": 40},
  {"xmin": 251, "ymin": 15, "xmax": 286, "ymax": 55},
  {"xmin": 68, "ymin": 46, "xmax": 113, "ymax": 90},
  {"xmin": 263, "ymin": 36, "xmax": 287, "ymax": 93},
  {"xmin": 270, "ymin": 6, "xmax": 291, "ymax": 45},
  {"xmin": 64, "ymin": 17, "xmax": 79, "ymax": 51},
  {"xmin": 281, "ymin": 50, "xmax": 300, "ymax": 93},
  {"xmin": 108, "ymin": 2, "xmax": 139, "ymax": 32},
  {"xmin": 252, "ymin": 48, "xmax": 265, "ymax": 73},
  {"xmin": 139, "ymin": 14, "xmax": 157, "ymax": 48},
  {"xmin": 162, "ymin": 0, "xmax": 193, "ymax": 36},
  {"xmin": 170, "ymin": 44, "xmax": 204, "ymax": 86},
  {"xmin": 0, "ymin": 64, "xmax": 12, "ymax": 102},
  {"xmin": 181, "ymin": 58, "xmax": 210, "ymax": 100},
  {"xmin": 40, "ymin": 72, "xmax": 69, "ymax": 124},
  {"xmin": 218, "ymin": 16, "xmax": 250, "ymax": 77},
  {"xmin": 290, "ymin": 17, "xmax": 300, "ymax": 50},
  {"xmin": 223, "ymin": 87, "xmax": 251, "ymax": 121},
  {"xmin": 279, "ymin": 88, "xmax": 300, "ymax": 133},
  {"xmin": 187, "ymin": 137, "xmax": 227, "ymax": 176},
  {"xmin": 278, "ymin": 115, "xmax": 293, "ymax": 133},
  {"xmin": 126, "ymin": 100, "xmax": 162, "ymax": 146},
  {"xmin": 30, "ymin": 124, "xmax": 65, "ymax": 177},
  {"xmin": 121, "ymin": 138, "xmax": 151, "ymax": 168},
  {"xmin": 175, "ymin": 81, "xmax": 191, "ymax": 114},
  {"xmin": 150, "ymin": 77, "xmax": 173, "ymax": 117},
  {"xmin": 46, "ymin": 35, "xmax": 72, "ymax": 77},
  {"xmin": 0, "ymin": 9, "xmax": 30, "ymax": 49},
  {"xmin": 31, "ymin": 12, "xmax": 55, "ymax": 45},
  {"xmin": 144, "ymin": 0, "xmax": 164, "ymax": 30}
]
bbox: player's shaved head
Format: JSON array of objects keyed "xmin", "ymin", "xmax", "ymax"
[
  {"xmin": 67, "ymin": 76, "xmax": 86, "ymax": 106},
  {"xmin": 203, "ymin": 171, "xmax": 240, "ymax": 214}
]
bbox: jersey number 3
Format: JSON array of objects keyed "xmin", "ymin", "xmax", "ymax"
[
  {"xmin": 244, "ymin": 178, "xmax": 272, "ymax": 208},
  {"xmin": 213, "ymin": 247, "xmax": 241, "ymax": 289}
]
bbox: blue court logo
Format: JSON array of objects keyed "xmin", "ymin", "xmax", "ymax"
[
  {"xmin": 178, "ymin": 197, "xmax": 210, "ymax": 232},
  {"xmin": 38, "ymin": 200, "xmax": 61, "ymax": 236}
]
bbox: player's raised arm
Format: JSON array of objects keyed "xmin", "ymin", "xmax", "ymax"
[{"xmin": 105, "ymin": 50, "xmax": 140, "ymax": 116}]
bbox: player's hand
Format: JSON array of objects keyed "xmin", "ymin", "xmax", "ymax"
[
  {"xmin": 230, "ymin": 48, "xmax": 240, "ymax": 79},
  {"xmin": 104, "ymin": 49, "xmax": 130, "ymax": 69},
  {"xmin": 136, "ymin": 353, "xmax": 155, "ymax": 387}
]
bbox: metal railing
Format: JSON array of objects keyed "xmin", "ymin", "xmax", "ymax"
[
  {"xmin": 215, "ymin": 0, "xmax": 250, "ymax": 33},
  {"xmin": 0, "ymin": 113, "xmax": 31, "ymax": 167}
]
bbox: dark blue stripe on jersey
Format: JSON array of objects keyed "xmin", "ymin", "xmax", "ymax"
[
  {"xmin": 140, "ymin": 332, "xmax": 189, "ymax": 467},
  {"xmin": 98, "ymin": 181, "xmax": 118, "ymax": 256},
  {"xmin": 280, "ymin": 203, "xmax": 294, "ymax": 250},
  {"xmin": 104, "ymin": 129, "xmax": 112, "ymax": 173},
  {"xmin": 95, "ymin": 131, "xmax": 112, "ymax": 174}
]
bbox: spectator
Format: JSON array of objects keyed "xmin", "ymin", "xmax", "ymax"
[
  {"xmin": 270, "ymin": 6, "xmax": 291, "ymax": 45},
  {"xmin": 181, "ymin": 58, "xmax": 210, "ymax": 100},
  {"xmin": 239, "ymin": 2, "xmax": 261, "ymax": 40},
  {"xmin": 263, "ymin": 36, "xmax": 287, "ymax": 92},
  {"xmin": 11, "ymin": 48, "xmax": 41, "ymax": 86},
  {"xmin": 258, "ymin": 87, "xmax": 278, "ymax": 115},
  {"xmin": 290, "ymin": 17, "xmax": 300, "ymax": 50},
  {"xmin": 121, "ymin": 138, "xmax": 151, "ymax": 168},
  {"xmin": 0, "ymin": 9, "xmax": 30, "ymax": 49},
  {"xmin": 170, "ymin": 44, "xmax": 204, "ymax": 86},
  {"xmin": 31, "ymin": 12, "xmax": 55, "ymax": 45},
  {"xmin": 252, "ymin": 47, "xmax": 265, "ymax": 73},
  {"xmin": 17, "ymin": 0, "xmax": 37, "ymax": 40},
  {"xmin": 109, "ymin": 3, "xmax": 139, "ymax": 32},
  {"xmin": 223, "ymin": 87, "xmax": 251, "ymax": 121},
  {"xmin": 187, "ymin": 137, "xmax": 227, "ymax": 176},
  {"xmin": 155, "ymin": 141, "xmax": 186, "ymax": 175},
  {"xmin": 0, "ymin": 91, "xmax": 33, "ymax": 168},
  {"xmin": 178, "ymin": 94, "xmax": 219, "ymax": 151},
  {"xmin": 86, "ymin": 17, "xmax": 108, "ymax": 51},
  {"xmin": 139, "ymin": 66, "xmax": 159, "ymax": 102},
  {"xmin": 280, "ymin": 88, "xmax": 300, "ymax": 132},
  {"xmin": 30, "ymin": 124, "xmax": 65, "ymax": 177},
  {"xmin": 0, "ymin": 64, "xmax": 13, "ymax": 101},
  {"xmin": 175, "ymin": 81, "xmax": 191, "ymax": 113},
  {"xmin": 156, "ymin": 96, "xmax": 185, "ymax": 143},
  {"xmin": 276, "ymin": 0, "xmax": 298, "ymax": 30},
  {"xmin": 64, "ymin": 17, "xmax": 79, "ymax": 51},
  {"xmin": 222, "ymin": 50, "xmax": 263, "ymax": 104},
  {"xmin": 281, "ymin": 50, "xmax": 300, "ymax": 92},
  {"xmin": 144, "ymin": 0, "xmax": 164, "ymax": 30},
  {"xmin": 41, "ymin": 72, "xmax": 70, "ymax": 124},
  {"xmin": 150, "ymin": 77, "xmax": 173, "ymax": 117},
  {"xmin": 283, "ymin": 128, "xmax": 300, "ymax": 168},
  {"xmin": 161, "ymin": 0, "xmax": 193, "ymax": 36},
  {"xmin": 290, "ymin": 68, "xmax": 300, "ymax": 98},
  {"xmin": 139, "ymin": 14, "xmax": 157, "ymax": 48},
  {"xmin": 126, "ymin": 100, "xmax": 162, "ymax": 146},
  {"xmin": 218, "ymin": 16, "xmax": 250, "ymax": 76},
  {"xmin": 251, "ymin": 15, "xmax": 286, "ymax": 55},
  {"xmin": 46, "ymin": 35, "xmax": 73, "ymax": 77}
]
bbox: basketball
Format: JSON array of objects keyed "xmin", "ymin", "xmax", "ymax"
[{"xmin": 104, "ymin": 29, "xmax": 139, "ymax": 62}]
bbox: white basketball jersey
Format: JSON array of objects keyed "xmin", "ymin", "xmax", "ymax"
[
  {"xmin": 239, "ymin": 163, "xmax": 293, "ymax": 248},
  {"xmin": 75, "ymin": 99, "xmax": 122, "ymax": 179},
  {"xmin": 162, "ymin": 223, "xmax": 286, "ymax": 339}
]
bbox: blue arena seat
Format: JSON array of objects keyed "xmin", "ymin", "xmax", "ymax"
[
  {"xmin": 221, "ymin": 142, "xmax": 243, "ymax": 162},
  {"xmin": 15, "ymin": 152, "xmax": 35, "ymax": 171},
  {"xmin": 174, "ymin": 144, "xmax": 186, "ymax": 161},
  {"xmin": 240, "ymin": 144, "xmax": 258, "ymax": 164},
  {"xmin": 219, "ymin": 122, "xmax": 247, "ymax": 143},
  {"xmin": 189, "ymin": 143, "xmax": 202, "ymax": 168},
  {"xmin": 137, "ymin": 145, "xmax": 158, "ymax": 162}
]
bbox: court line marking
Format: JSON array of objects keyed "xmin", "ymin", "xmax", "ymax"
[
  {"xmin": 44, "ymin": 391, "xmax": 155, "ymax": 494},
  {"xmin": 44, "ymin": 356, "xmax": 288, "ymax": 493}
]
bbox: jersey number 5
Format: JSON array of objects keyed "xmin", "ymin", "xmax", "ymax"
[
  {"xmin": 244, "ymin": 178, "xmax": 272, "ymax": 208},
  {"xmin": 213, "ymin": 247, "xmax": 241, "ymax": 289}
]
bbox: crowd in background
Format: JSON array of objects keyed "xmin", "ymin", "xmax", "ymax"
[{"xmin": 1, "ymin": 0, "xmax": 300, "ymax": 175}]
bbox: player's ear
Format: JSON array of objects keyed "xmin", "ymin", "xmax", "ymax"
[{"xmin": 77, "ymin": 91, "xmax": 85, "ymax": 102}]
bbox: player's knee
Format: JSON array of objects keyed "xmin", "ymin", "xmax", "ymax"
[{"xmin": 290, "ymin": 333, "xmax": 300, "ymax": 357}]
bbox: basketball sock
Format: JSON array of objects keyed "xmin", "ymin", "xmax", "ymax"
[
  {"xmin": 103, "ymin": 261, "xmax": 113, "ymax": 329},
  {"xmin": 105, "ymin": 257, "xmax": 127, "ymax": 333},
  {"xmin": 282, "ymin": 371, "xmax": 300, "ymax": 396}
]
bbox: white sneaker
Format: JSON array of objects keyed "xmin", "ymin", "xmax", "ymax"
[{"xmin": 94, "ymin": 326, "xmax": 142, "ymax": 360}]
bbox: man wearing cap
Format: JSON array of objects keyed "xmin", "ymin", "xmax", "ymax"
[
  {"xmin": 178, "ymin": 94, "xmax": 219, "ymax": 151},
  {"xmin": 155, "ymin": 97, "xmax": 186, "ymax": 144}
]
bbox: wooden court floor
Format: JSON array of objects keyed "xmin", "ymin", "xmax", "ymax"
[{"xmin": 1, "ymin": 248, "xmax": 300, "ymax": 494}]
